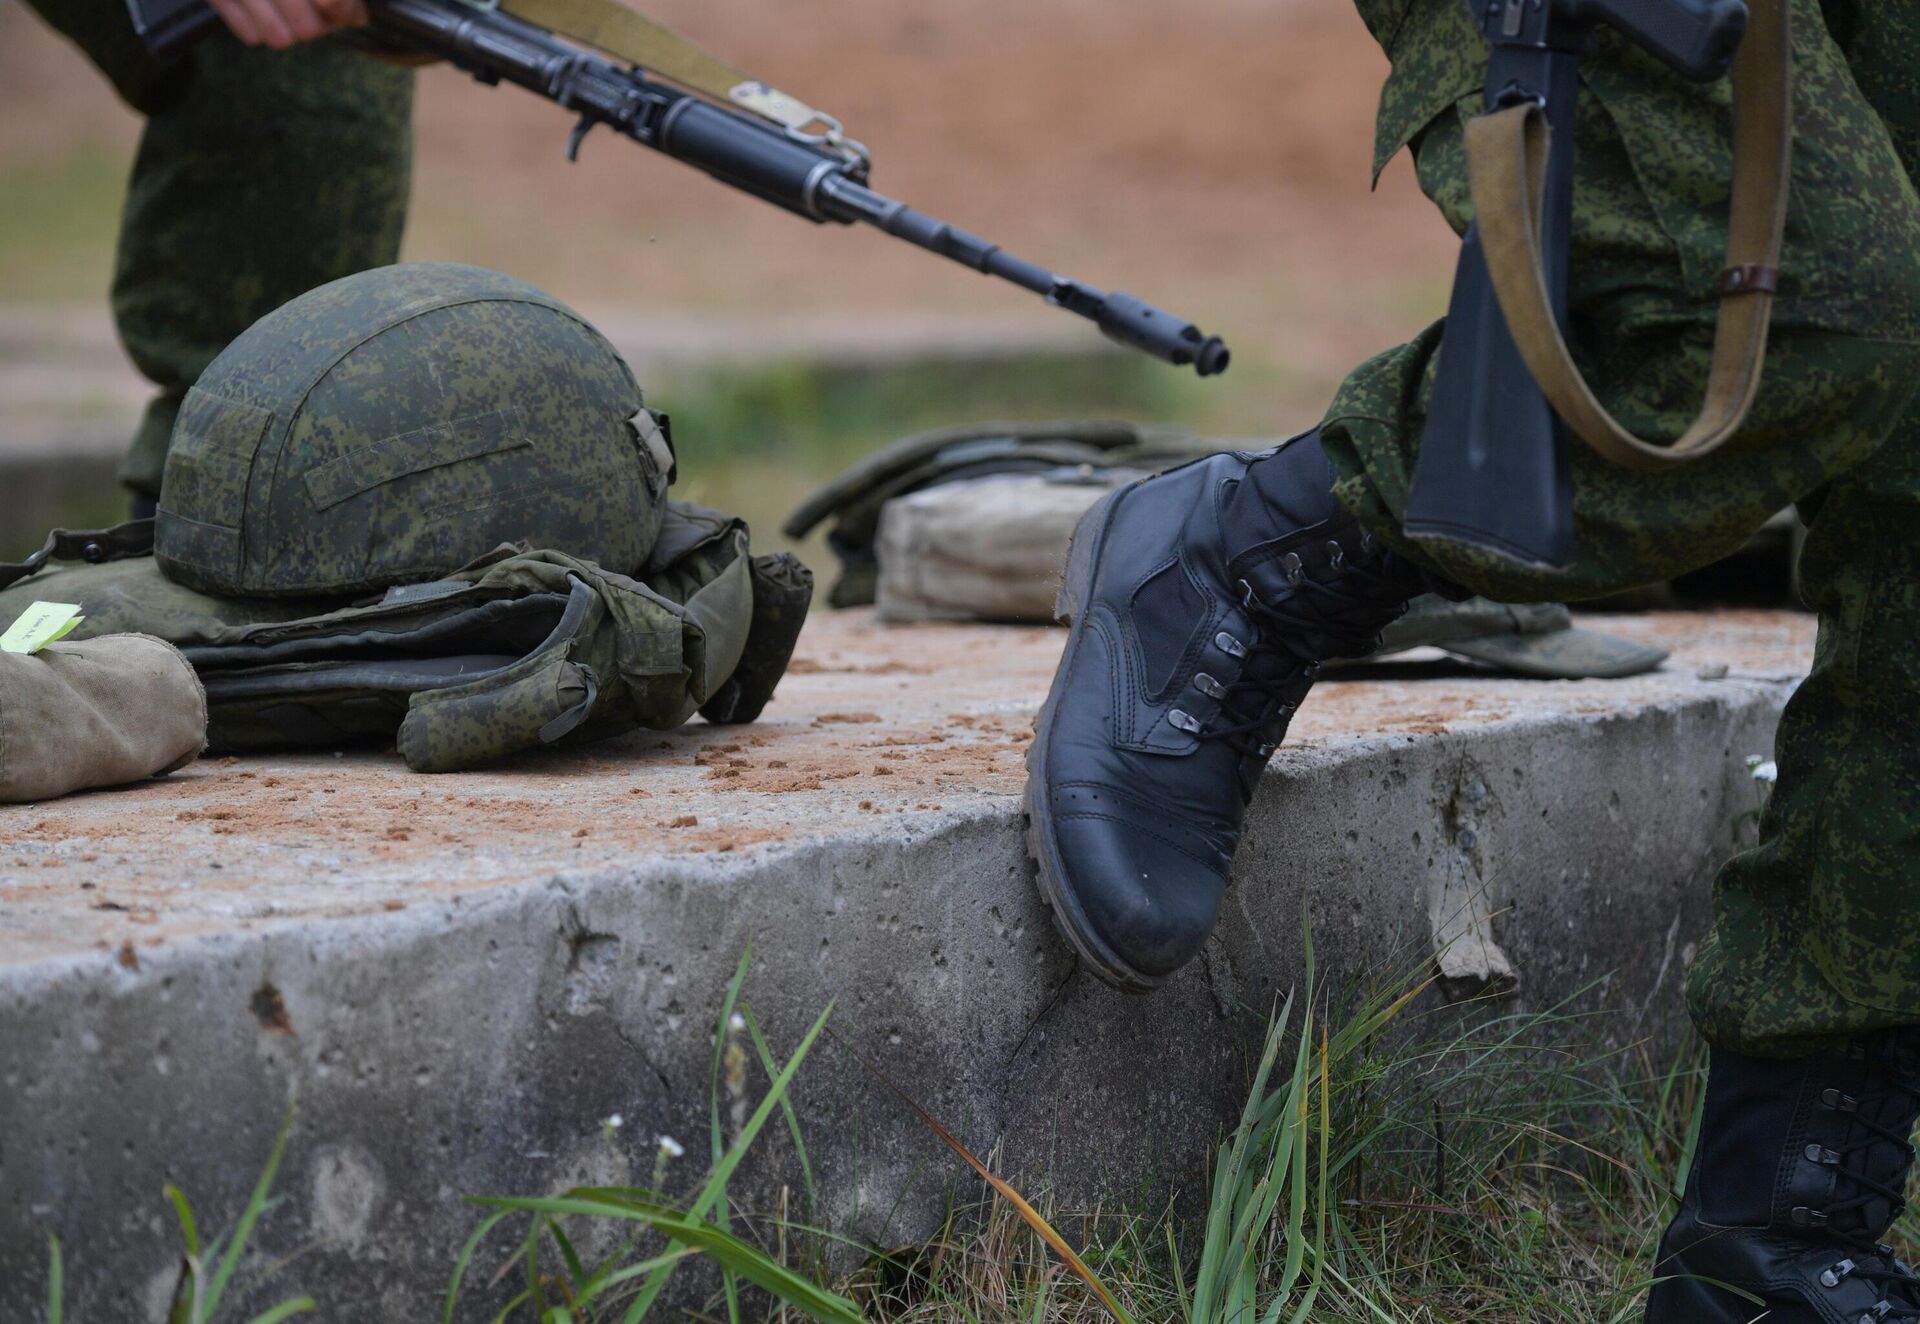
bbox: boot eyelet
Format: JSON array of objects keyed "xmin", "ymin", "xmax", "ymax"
[
  {"xmin": 1256, "ymin": 743, "xmax": 1276, "ymax": 757},
  {"xmin": 1792, "ymin": 1206, "xmax": 1829, "ymax": 1227},
  {"xmin": 1806, "ymin": 1144, "xmax": 1841, "ymax": 1165},
  {"xmin": 1325, "ymin": 539, "xmax": 1345, "ymax": 570},
  {"xmin": 1168, "ymin": 709, "xmax": 1204, "ymax": 735},
  {"xmin": 1821, "ymin": 1258, "xmax": 1856, "ymax": 1288},
  {"xmin": 1303, "ymin": 661, "xmax": 1322, "ymax": 680},
  {"xmin": 1281, "ymin": 552, "xmax": 1304, "ymax": 585},
  {"xmin": 1823, "ymin": 1088, "xmax": 1859, "ymax": 1112},
  {"xmin": 1195, "ymin": 673, "xmax": 1227, "ymax": 700},
  {"xmin": 1215, "ymin": 632, "xmax": 1247, "ymax": 659}
]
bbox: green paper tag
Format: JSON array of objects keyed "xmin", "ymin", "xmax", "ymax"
[{"xmin": 0, "ymin": 601, "xmax": 84, "ymax": 655}]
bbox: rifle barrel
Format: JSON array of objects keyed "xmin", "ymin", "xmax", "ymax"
[{"xmin": 153, "ymin": 0, "xmax": 1232, "ymax": 375}]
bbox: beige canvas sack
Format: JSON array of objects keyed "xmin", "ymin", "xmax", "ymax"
[
  {"xmin": 0, "ymin": 635, "xmax": 207, "ymax": 803},
  {"xmin": 875, "ymin": 473, "xmax": 1131, "ymax": 624}
]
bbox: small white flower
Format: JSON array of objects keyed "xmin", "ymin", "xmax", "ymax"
[
  {"xmin": 657, "ymin": 1134, "xmax": 685, "ymax": 1159},
  {"xmin": 729, "ymin": 1012, "xmax": 746, "ymax": 1033},
  {"xmin": 1747, "ymin": 758, "xmax": 1778, "ymax": 784},
  {"xmin": 605, "ymin": 1113, "xmax": 624, "ymax": 1130}
]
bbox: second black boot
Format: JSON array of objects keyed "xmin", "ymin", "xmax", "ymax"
[
  {"xmin": 1024, "ymin": 430, "xmax": 1446, "ymax": 990},
  {"xmin": 1646, "ymin": 1033, "xmax": 1920, "ymax": 1323}
]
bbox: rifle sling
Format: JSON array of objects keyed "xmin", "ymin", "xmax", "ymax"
[
  {"xmin": 1465, "ymin": 0, "xmax": 1792, "ymax": 472},
  {"xmin": 495, "ymin": 0, "xmax": 835, "ymax": 135}
]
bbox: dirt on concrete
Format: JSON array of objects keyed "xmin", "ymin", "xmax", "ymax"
[{"xmin": 0, "ymin": 607, "xmax": 1813, "ymax": 966}]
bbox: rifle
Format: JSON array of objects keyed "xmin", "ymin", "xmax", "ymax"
[
  {"xmin": 1403, "ymin": 0, "xmax": 1772, "ymax": 571},
  {"xmin": 124, "ymin": 0, "xmax": 1231, "ymax": 377}
]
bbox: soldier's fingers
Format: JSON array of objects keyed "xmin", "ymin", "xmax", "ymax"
[
  {"xmin": 313, "ymin": 0, "xmax": 369, "ymax": 28},
  {"xmin": 206, "ymin": 0, "xmax": 263, "ymax": 45},
  {"xmin": 269, "ymin": 0, "xmax": 329, "ymax": 43},
  {"xmin": 237, "ymin": 0, "xmax": 298, "ymax": 48}
]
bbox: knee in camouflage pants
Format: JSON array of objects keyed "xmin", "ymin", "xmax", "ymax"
[
  {"xmin": 22, "ymin": 0, "xmax": 414, "ymax": 498},
  {"xmin": 1325, "ymin": 0, "xmax": 1920, "ymax": 1055}
]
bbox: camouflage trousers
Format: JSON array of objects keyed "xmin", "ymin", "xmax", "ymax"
[
  {"xmin": 1323, "ymin": 0, "xmax": 1920, "ymax": 1056},
  {"xmin": 22, "ymin": 0, "xmax": 414, "ymax": 498}
]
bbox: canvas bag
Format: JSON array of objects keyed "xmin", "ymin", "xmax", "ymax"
[{"xmin": 0, "ymin": 634, "xmax": 206, "ymax": 802}]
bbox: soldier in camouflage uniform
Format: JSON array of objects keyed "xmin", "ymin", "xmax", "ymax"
[
  {"xmin": 22, "ymin": 0, "xmax": 412, "ymax": 509},
  {"xmin": 1025, "ymin": 1, "xmax": 1920, "ymax": 1317}
]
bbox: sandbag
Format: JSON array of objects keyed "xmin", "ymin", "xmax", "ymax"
[
  {"xmin": 875, "ymin": 471, "xmax": 1125, "ymax": 623},
  {"xmin": 0, "ymin": 634, "xmax": 206, "ymax": 802}
]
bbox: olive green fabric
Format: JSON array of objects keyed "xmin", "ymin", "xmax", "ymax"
[
  {"xmin": 0, "ymin": 635, "xmax": 206, "ymax": 803},
  {"xmin": 155, "ymin": 262, "xmax": 672, "ymax": 598},
  {"xmin": 0, "ymin": 505, "xmax": 810, "ymax": 773},
  {"xmin": 19, "ymin": 0, "xmax": 414, "ymax": 500},
  {"xmin": 1329, "ymin": 0, "xmax": 1920, "ymax": 1054}
]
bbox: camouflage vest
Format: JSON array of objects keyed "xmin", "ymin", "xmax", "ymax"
[{"xmin": 0, "ymin": 502, "xmax": 809, "ymax": 772}]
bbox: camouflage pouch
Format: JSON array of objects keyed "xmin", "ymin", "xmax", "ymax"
[{"xmin": 0, "ymin": 503, "xmax": 810, "ymax": 772}]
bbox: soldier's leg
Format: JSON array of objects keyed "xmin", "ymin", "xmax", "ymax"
[
  {"xmin": 21, "ymin": 0, "xmax": 413, "ymax": 502},
  {"xmin": 1320, "ymin": 0, "xmax": 1920, "ymax": 605},
  {"xmin": 1027, "ymin": 0, "xmax": 1920, "ymax": 994},
  {"xmin": 1682, "ymin": 0, "xmax": 1920, "ymax": 1059},
  {"xmin": 1312, "ymin": 8, "xmax": 1920, "ymax": 1322}
]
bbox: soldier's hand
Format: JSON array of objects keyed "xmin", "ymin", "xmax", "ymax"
[{"xmin": 207, "ymin": 0, "xmax": 368, "ymax": 49}]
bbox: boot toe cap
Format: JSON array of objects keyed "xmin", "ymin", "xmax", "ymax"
[{"xmin": 1048, "ymin": 798, "xmax": 1229, "ymax": 982}]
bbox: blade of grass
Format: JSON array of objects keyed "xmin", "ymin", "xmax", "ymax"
[
  {"xmin": 709, "ymin": 949, "xmax": 751, "ymax": 1324},
  {"xmin": 199, "ymin": 1110, "xmax": 295, "ymax": 1321},
  {"xmin": 166, "ymin": 1187, "xmax": 203, "ymax": 1263},
  {"xmin": 1165, "ymin": 1223, "xmax": 1190, "ymax": 1324},
  {"xmin": 243, "ymin": 1299, "xmax": 315, "ymax": 1324},
  {"xmin": 444, "ymin": 1207, "xmax": 516, "ymax": 1323},
  {"xmin": 619, "ymin": 1001, "xmax": 834, "ymax": 1324},
  {"xmin": 44, "ymin": 1234, "xmax": 62, "ymax": 1324},
  {"xmin": 742, "ymin": 1007, "xmax": 820, "ymax": 1220},
  {"xmin": 840, "ymin": 1036, "xmax": 1138, "ymax": 1324},
  {"xmin": 474, "ymin": 1194, "xmax": 863, "ymax": 1324},
  {"xmin": 544, "ymin": 1219, "xmax": 589, "ymax": 1302}
]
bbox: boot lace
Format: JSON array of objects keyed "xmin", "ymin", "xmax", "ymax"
[
  {"xmin": 1806, "ymin": 1077, "xmax": 1920, "ymax": 1320},
  {"xmin": 1192, "ymin": 539, "xmax": 1407, "ymax": 760}
]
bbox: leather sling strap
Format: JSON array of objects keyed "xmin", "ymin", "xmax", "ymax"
[
  {"xmin": 496, "ymin": 0, "xmax": 849, "ymax": 142},
  {"xmin": 1465, "ymin": 0, "xmax": 1792, "ymax": 472},
  {"xmin": 0, "ymin": 521, "xmax": 155, "ymax": 594}
]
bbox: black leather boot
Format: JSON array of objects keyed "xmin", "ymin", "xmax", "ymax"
[
  {"xmin": 1024, "ymin": 430, "xmax": 1443, "ymax": 990},
  {"xmin": 1646, "ymin": 1034, "xmax": 1920, "ymax": 1323}
]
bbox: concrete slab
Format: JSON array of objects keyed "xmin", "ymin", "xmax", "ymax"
[{"xmin": 0, "ymin": 608, "xmax": 1811, "ymax": 1318}]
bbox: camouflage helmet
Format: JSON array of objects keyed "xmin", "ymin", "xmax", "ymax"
[{"xmin": 155, "ymin": 262, "xmax": 674, "ymax": 598}]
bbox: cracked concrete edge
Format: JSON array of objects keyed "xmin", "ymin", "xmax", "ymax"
[{"xmin": 0, "ymin": 679, "xmax": 1790, "ymax": 1317}]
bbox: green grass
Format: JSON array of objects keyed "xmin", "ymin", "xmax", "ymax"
[{"xmin": 52, "ymin": 929, "xmax": 1863, "ymax": 1322}]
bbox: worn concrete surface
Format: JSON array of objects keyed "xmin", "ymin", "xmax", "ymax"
[{"xmin": 0, "ymin": 608, "xmax": 1810, "ymax": 1318}]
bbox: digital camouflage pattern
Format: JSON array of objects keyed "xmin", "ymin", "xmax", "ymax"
[
  {"xmin": 0, "ymin": 504, "xmax": 810, "ymax": 772},
  {"xmin": 156, "ymin": 262, "xmax": 673, "ymax": 598},
  {"xmin": 21, "ymin": 0, "xmax": 413, "ymax": 499},
  {"xmin": 1330, "ymin": 0, "xmax": 1920, "ymax": 1055}
]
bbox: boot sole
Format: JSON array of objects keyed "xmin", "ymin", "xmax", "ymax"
[{"xmin": 1024, "ymin": 483, "xmax": 1163, "ymax": 995}]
